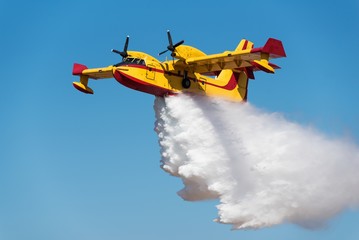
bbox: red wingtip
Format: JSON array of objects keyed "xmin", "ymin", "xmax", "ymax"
[
  {"xmin": 72, "ymin": 82, "xmax": 94, "ymax": 94},
  {"xmin": 251, "ymin": 60, "xmax": 275, "ymax": 74},
  {"xmin": 72, "ymin": 63, "xmax": 88, "ymax": 75},
  {"xmin": 268, "ymin": 62, "xmax": 281, "ymax": 69}
]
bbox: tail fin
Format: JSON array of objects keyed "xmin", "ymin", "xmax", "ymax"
[
  {"xmin": 249, "ymin": 38, "xmax": 286, "ymax": 74},
  {"xmin": 262, "ymin": 38, "xmax": 286, "ymax": 58},
  {"xmin": 235, "ymin": 39, "xmax": 254, "ymax": 51},
  {"xmin": 216, "ymin": 69, "xmax": 249, "ymax": 101}
]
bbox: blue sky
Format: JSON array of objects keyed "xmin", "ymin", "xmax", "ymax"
[{"xmin": 1, "ymin": 0, "xmax": 359, "ymax": 239}]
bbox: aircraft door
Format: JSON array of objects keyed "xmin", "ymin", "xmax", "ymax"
[{"xmin": 146, "ymin": 64, "xmax": 156, "ymax": 80}]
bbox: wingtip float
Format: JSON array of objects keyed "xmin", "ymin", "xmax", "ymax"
[{"xmin": 72, "ymin": 31, "xmax": 286, "ymax": 101}]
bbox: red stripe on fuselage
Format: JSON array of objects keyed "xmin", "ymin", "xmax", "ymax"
[
  {"xmin": 203, "ymin": 72, "xmax": 239, "ymax": 90},
  {"xmin": 116, "ymin": 65, "xmax": 238, "ymax": 92},
  {"xmin": 125, "ymin": 64, "xmax": 164, "ymax": 73},
  {"xmin": 113, "ymin": 69, "xmax": 173, "ymax": 97}
]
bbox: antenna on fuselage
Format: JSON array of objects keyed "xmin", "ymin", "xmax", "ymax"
[{"xmin": 112, "ymin": 35, "xmax": 129, "ymax": 59}]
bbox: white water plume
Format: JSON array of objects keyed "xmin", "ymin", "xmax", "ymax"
[{"xmin": 154, "ymin": 94, "xmax": 359, "ymax": 230}]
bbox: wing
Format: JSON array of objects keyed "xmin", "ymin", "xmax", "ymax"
[
  {"xmin": 72, "ymin": 63, "xmax": 114, "ymax": 94},
  {"xmin": 177, "ymin": 38, "xmax": 286, "ymax": 75},
  {"xmin": 72, "ymin": 63, "xmax": 114, "ymax": 79}
]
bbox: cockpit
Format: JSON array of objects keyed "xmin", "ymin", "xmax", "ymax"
[{"xmin": 114, "ymin": 57, "xmax": 146, "ymax": 67}]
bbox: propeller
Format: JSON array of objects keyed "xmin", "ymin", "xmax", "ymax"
[
  {"xmin": 112, "ymin": 35, "xmax": 129, "ymax": 58},
  {"xmin": 159, "ymin": 30, "xmax": 184, "ymax": 56}
]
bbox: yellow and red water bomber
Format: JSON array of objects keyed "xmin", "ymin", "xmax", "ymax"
[{"xmin": 72, "ymin": 31, "xmax": 286, "ymax": 101}]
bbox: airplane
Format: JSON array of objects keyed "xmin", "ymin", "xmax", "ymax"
[{"xmin": 72, "ymin": 31, "xmax": 286, "ymax": 101}]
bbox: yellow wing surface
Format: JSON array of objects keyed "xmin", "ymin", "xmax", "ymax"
[
  {"xmin": 72, "ymin": 64, "xmax": 114, "ymax": 94},
  {"xmin": 175, "ymin": 38, "xmax": 286, "ymax": 76}
]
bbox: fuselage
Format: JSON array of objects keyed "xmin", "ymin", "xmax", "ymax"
[{"xmin": 111, "ymin": 51, "xmax": 248, "ymax": 101}]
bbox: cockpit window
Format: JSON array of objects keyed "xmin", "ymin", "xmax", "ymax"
[
  {"xmin": 114, "ymin": 57, "xmax": 146, "ymax": 67},
  {"xmin": 124, "ymin": 57, "xmax": 135, "ymax": 63}
]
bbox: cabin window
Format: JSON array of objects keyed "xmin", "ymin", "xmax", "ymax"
[{"xmin": 114, "ymin": 58, "xmax": 146, "ymax": 67}]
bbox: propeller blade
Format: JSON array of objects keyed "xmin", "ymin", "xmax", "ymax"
[
  {"xmin": 123, "ymin": 35, "xmax": 129, "ymax": 52},
  {"xmin": 159, "ymin": 49, "xmax": 169, "ymax": 56},
  {"xmin": 159, "ymin": 30, "xmax": 184, "ymax": 56},
  {"xmin": 112, "ymin": 35, "xmax": 129, "ymax": 58},
  {"xmin": 173, "ymin": 40, "xmax": 184, "ymax": 48},
  {"xmin": 112, "ymin": 49, "xmax": 128, "ymax": 58},
  {"xmin": 167, "ymin": 30, "xmax": 173, "ymax": 48},
  {"xmin": 111, "ymin": 49, "xmax": 122, "ymax": 54}
]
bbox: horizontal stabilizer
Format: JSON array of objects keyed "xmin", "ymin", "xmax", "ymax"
[{"xmin": 251, "ymin": 59, "xmax": 275, "ymax": 74}]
